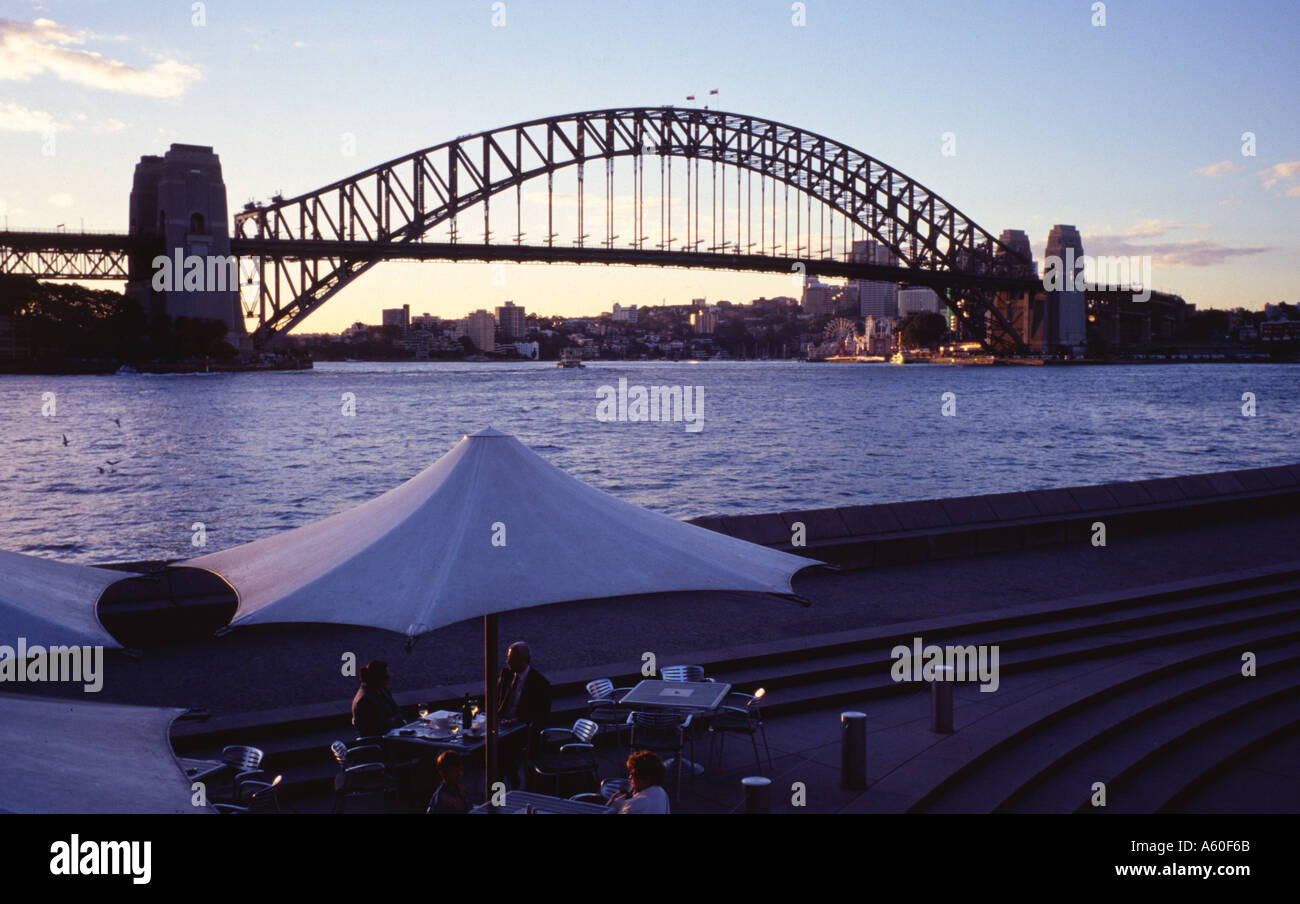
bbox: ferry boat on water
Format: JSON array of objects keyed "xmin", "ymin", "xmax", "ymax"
[{"xmin": 557, "ymin": 348, "xmax": 585, "ymax": 368}]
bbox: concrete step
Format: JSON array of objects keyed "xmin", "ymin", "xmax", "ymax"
[
  {"xmin": 172, "ymin": 561, "xmax": 1300, "ymax": 754},
  {"xmin": 843, "ymin": 620, "xmax": 1300, "ymax": 813},
  {"xmin": 677, "ymin": 576, "xmax": 1300, "ymax": 700},
  {"xmin": 199, "ymin": 611, "xmax": 1300, "ymax": 804},
  {"xmin": 182, "ymin": 596, "xmax": 1300, "ymax": 775},
  {"xmin": 1161, "ymin": 722, "xmax": 1300, "ymax": 814},
  {"xmin": 924, "ymin": 644, "xmax": 1300, "ymax": 812},
  {"xmin": 1090, "ymin": 685, "xmax": 1300, "ymax": 814}
]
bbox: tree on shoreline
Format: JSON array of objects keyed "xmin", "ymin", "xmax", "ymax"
[{"xmin": 0, "ymin": 275, "xmax": 238, "ymax": 367}]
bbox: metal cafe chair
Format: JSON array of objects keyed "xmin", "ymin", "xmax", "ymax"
[
  {"xmin": 659, "ymin": 665, "xmax": 713, "ymax": 754},
  {"xmin": 569, "ymin": 792, "xmax": 606, "ymax": 806},
  {"xmin": 628, "ymin": 710, "xmax": 693, "ymax": 802},
  {"xmin": 659, "ymin": 665, "xmax": 709, "ymax": 683},
  {"xmin": 585, "ymin": 678, "xmax": 635, "ymax": 753},
  {"xmin": 529, "ymin": 718, "xmax": 600, "ymax": 796},
  {"xmin": 600, "ymin": 777, "xmax": 630, "ymax": 801},
  {"xmin": 709, "ymin": 689, "xmax": 772, "ymax": 772},
  {"xmin": 213, "ymin": 775, "xmax": 283, "ymax": 814},
  {"xmin": 215, "ymin": 745, "xmax": 264, "ymax": 802},
  {"xmin": 330, "ymin": 740, "xmax": 397, "ymax": 813}
]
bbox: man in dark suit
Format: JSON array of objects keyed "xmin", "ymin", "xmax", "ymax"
[
  {"xmin": 352, "ymin": 660, "xmax": 404, "ymax": 738},
  {"xmin": 496, "ymin": 641, "xmax": 551, "ymax": 786}
]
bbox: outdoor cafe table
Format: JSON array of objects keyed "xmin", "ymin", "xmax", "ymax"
[
  {"xmin": 470, "ymin": 790, "xmax": 610, "ymax": 814},
  {"xmin": 617, "ymin": 679, "xmax": 732, "ymax": 775},
  {"xmin": 619, "ymin": 679, "xmax": 732, "ymax": 713},
  {"xmin": 385, "ymin": 718, "xmax": 526, "ymax": 756},
  {"xmin": 385, "ymin": 720, "xmax": 527, "ymax": 794}
]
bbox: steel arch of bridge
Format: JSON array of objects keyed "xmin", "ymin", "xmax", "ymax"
[{"xmin": 235, "ymin": 107, "xmax": 1035, "ymax": 350}]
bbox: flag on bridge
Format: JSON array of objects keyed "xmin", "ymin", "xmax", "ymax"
[
  {"xmin": 686, "ymin": 94, "xmax": 695, "ymax": 100},
  {"xmin": 710, "ymin": 89, "xmax": 718, "ymax": 95}
]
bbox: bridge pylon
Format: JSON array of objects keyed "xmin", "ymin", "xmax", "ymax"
[{"xmin": 125, "ymin": 144, "xmax": 249, "ymax": 350}]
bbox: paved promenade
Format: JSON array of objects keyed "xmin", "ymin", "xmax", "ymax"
[{"xmin": 17, "ymin": 508, "xmax": 1300, "ymax": 718}]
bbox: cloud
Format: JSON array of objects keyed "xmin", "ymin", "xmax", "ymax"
[
  {"xmin": 1192, "ymin": 160, "xmax": 1244, "ymax": 177},
  {"xmin": 1106, "ymin": 219, "xmax": 1215, "ymax": 240},
  {"xmin": 1259, "ymin": 160, "xmax": 1300, "ymax": 196},
  {"xmin": 1125, "ymin": 219, "xmax": 1179, "ymax": 239},
  {"xmin": 0, "ymin": 100, "xmax": 63, "ymax": 132},
  {"xmin": 0, "ymin": 18, "xmax": 200, "ymax": 99},
  {"xmin": 1083, "ymin": 236, "xmax": 1271, "ymax": 267}
]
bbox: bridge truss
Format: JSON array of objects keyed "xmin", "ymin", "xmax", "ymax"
[{"xmin": 234, "ymin": 107, "xmax": 1037, "ymax": 350}]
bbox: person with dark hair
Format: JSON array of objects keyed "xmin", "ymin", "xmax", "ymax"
[
  {"xmin": 607, "ymin": 750, "xmax": 671, "ymax": 814},
  {"xmin": 426, "ymin": 751, "xmax": 471, "ymax": 814},
  {"xmin": 352, "ymin": 660, "xmax": 404, "ymax": 738}
]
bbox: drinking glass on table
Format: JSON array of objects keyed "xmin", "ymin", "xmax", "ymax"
[{"xmin": 418, "ymin": 704, "xmax": 429, "ymax": 720}]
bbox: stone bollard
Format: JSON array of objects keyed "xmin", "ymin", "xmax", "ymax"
[
  {"xmin": 930, "ymin": 664, "xmax": 954, "ymax": 733},
  {"xmin": 741, "ymin": 776, "xmax": 771, "ymax": 813},
  {"xmin": 840, "ymin": 711, "xmax": 867, "ymax": 789}
]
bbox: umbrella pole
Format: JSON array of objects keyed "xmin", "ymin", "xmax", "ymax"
[{"xmin": 484, "ymin": 612, "xmax": 499, "ymax": 801}]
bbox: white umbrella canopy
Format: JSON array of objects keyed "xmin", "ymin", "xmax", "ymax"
[
  {"xmin": 0, "ymin": 549, "xmax": 128, "ymax": 648},
  {"xmin": 0, "ymin": 693, "xmax": 206, "ymax": 814},
  {"xmin": 189, "ymin": 427, "xmax": 820, "ymax": 636}
]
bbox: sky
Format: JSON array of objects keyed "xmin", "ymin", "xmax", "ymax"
[{"xmin": 0, "ymin": 0, "xmax": 1297, "ymax": 333}]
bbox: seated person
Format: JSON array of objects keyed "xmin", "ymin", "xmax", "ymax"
[
  {"xmin": 496, "ymin": 641, "xmax": 551, "ymax": 729},
  {"xmin": 352, "ymin": 660, "xmax": 404, "ymax": 738},
  {"xmin": 496, "ymin": 641, "xmax": 551, "ymax": 786},
  {"xmin": 426, "ymin": 751, "xmax": 471, "ymax": 814},
  {"xmin": 607, "ymin": 750, "xmax": 672, "ymax": 814}
]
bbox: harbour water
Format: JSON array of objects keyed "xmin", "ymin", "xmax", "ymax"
[{"xmin": 0, "ymin": 360, "xmax": 1295, "ymax": 565}]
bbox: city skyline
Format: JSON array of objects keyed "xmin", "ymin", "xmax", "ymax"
[{"xmin": 0, "ymin": 0, "xmax": 1296, "ymax": 333}]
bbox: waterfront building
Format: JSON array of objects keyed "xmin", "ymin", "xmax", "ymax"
[
  {"xmin": 462, "ymin": 309, "xmax": 496, "ymax": 353},
  {"xmin": 496, "ymin": 301, "xmax": 526, "ymax": 339},
  {"xmin": 1086, "ymin": 290, "xmax": 1189, "ymax": 350},
  {"xmin": 382, "ymin": 304, "xmax": 410, "ymax": 332},
  {"xmin": 0, "ymin": 316, "xmax": 33, "ymax": 365},
  {"xmin": 863, "ymin": 315, "xmax": 895, "ymax": 355}
]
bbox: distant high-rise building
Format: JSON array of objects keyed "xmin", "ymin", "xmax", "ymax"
[
  {"xmin": 850, "ymin": 240, "xmax": 899, "ymax": 319},
  {"xmin": 897, "ymin": 287, "xmax": 943, "ymax": 316},
  {"xmin": 801, "ymin": 280, "xmax": 836, "ymax": 315},
  {"xmin": 496, "ymin": 300, "xmax": 526, "ymax": 339},
  {"xmin": 382, "ymin": 304, "xmax": 410, "ymax": 332},
  {"xmin": 859, "ymin": 282, "xmax": 898, "ymax": 319},
  {"xmin": 611, "ymin": 303, "xmax": 638, "ymax": 323},
  {"xmin": 462, "ymin": 309, "xmax": 496, "ymax": 352},
  {"xmin": 690, "ymin": 310, "xmax": 718, "ymax": 334},
  {"xmin": 851, "ymin": 239, "xmax": 899, "ymax": 267}
]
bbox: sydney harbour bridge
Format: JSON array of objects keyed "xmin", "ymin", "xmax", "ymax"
[{"xmin": 0, "ymin": 107, "xmax": 1046, "ymax": 354}]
